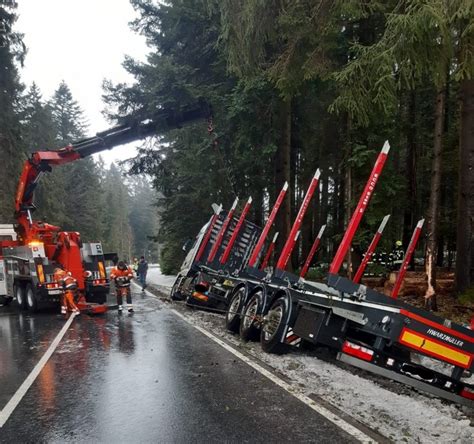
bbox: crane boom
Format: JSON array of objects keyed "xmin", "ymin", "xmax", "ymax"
[{"xmin": 14, "ymin": 102, "xmax": 210, "ymax": 241}]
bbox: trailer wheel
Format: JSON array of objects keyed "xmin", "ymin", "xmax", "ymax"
[
  {"xmin": 261, "ymin": 295, "xmax": 290, "ymax": 355},
  {"xmin": 26, "ymin": 284, "xmax": 39, "ymax": 313},
  {"xmin": 225, "ymin": 287, "xmax": 245, "ymax": 333},
  {"xmin": 170, "ymin": 276, "xmax": 183, "ymax": 301},
  {"xmin": 14, "ymin": 284, "xmax": 27, "ymax": 310},
  {"xmin": 239, "ymin": 291, "xmax": 263, "ymax": 341}
]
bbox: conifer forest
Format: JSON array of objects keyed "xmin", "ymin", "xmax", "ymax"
[{"xmin": 1, "ymin": 0, "xmax": 474, "ymax": 314}]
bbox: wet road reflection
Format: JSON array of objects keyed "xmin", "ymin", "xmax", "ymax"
[
  {"xmin": 0, "ymin": 308, "xmax": 68, "ymax": 408},
  {"xmin": 1, "ymin": 295, "xmax": 354, "ymax": 443}
]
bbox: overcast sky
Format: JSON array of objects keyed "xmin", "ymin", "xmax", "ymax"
[{"xmin": 16, "ymin": 0, "xmax": 149, "ymax": 165}]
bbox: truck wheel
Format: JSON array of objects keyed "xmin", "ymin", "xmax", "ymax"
[
  {"xmin": 26, "ymin": 284, "xmax": 39, "ymax": 313},
  {"xmin": 225, "ymin": 287, "xmax": 245, "ymax": 333},
  {"xmin": 15, "ymin": 284, "xmax": 27, "ymax": 310},
  {"xmin": 170, "ymin": 276, "xmax": 183, "ymax": 301},
  {"xmin": 239, "ymin": 291, "xmax": 263, "ymax": 341},
  {"xmin": 261, "ymin": 295, "xmax": 290, "ymax": 355},
  {"xmin": 92, "ymin": 292, "xmax": 107, "ymax": 304},
  {"xmin": 0, "ymin": 295, "xmax": 12, "ymax": 306},
  {"xmin": 185, "ymin": 275, "xmax": 200, "ymax": 307}
]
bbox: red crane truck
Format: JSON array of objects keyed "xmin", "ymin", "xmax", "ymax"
[
  {"xmin": 0, "ymin": 103, "xmax": 209, "ymax": 313},
  {"xmin": 171, "ymin": 141, "xmax": 474, "ymax": 407}
]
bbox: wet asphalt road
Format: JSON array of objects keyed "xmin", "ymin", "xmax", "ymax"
[{"xmin": 0, "ymin": 291, "xmax": 356, "ymax": 443}]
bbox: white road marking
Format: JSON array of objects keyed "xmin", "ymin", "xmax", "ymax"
[
  {"xmin": 0, "ymin": 312, "xmax": 77, "ymax": 428},
  {"xmin": 138, "ymin": 284, "xmax": 375, "ymax": 443}
]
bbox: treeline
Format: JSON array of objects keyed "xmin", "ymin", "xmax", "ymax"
[
  {"xmin": 0, "ymin": 5, "xmax": 157, "ymax": 262},
  {"xmin": 103, "ymin": 0, "xmax": 473, "ymax": 306}
]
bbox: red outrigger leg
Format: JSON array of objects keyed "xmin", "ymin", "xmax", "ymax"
[
  {"xmin": 195, "ymin": 205, "xmax": 223, "ymax": 262},
  {"xmin": 330, "ymin": 141, "xmax": 390, "ymax": 275},
  {"xmin": 353, "ymin": 214, "xmax": 390, "ymax": 283},
  {"xmin": 220, "ymin": 197, "xmax": 253, "ymax": 264},
  {"xmin": 300, "ymin": 224, "xmax": 326, "ymax": 279},
  {"xmin": 207, "ymin": 197, "xmax": 239, "ymax": 262},
  {"xmin": 260, "ymin": 232, "xmax": 279, "ymax": 270},
  {"xmin": 248, "ymin": 182, "xmax": 288, "ymax": 267},
  {"xmin": 276, "ymin": 170, "xmax": 320, "ymax": 271},
  {"xmin": 391, "ymin": 219, "xmax": 424, "ymax": 299}
]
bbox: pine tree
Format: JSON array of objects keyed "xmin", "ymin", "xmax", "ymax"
[
  {"xmin": 331, "ymin": 0, "xmax": 474, "ymax": 302},
  {"xmin": 46, "ymin": 81, "xmax": 104, "ymax": 240},
  {"xmin": 128, "ymin": 175, "xmax": 157, "ymax": 259},
  {"xmin": 101, "ymin": 163, "xmax": 131, "ymax": 260},
  {"xmin": 50, "ymin": 80, "xmax": 86, "ymax": 142},
  {"xmin": 0, "ymin": 4, "xmax": 24, "ymax": 222},
  {"xmin": 20, "ymin": 83, "xmax": 63, "ymax": 224}
]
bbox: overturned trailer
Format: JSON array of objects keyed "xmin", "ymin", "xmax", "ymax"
[{"xmin": 171, "ymin": 142, "xmax": 474, "ymax": 407}]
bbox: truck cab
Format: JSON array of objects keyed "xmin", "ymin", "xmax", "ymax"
[{"xmin": 0, "ymin": 225, "xmax": 109, "ymax": 311}]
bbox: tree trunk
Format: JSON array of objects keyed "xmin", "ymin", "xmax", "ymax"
[
  {"xmin": 253, "ymin": 185, "xmax": 264, "ymax": 227},
  {"xmin": 291, "ymin": 138, "xmax": 301, "ymax": 270},
  {"xmin": 424, "ymin": 85, "xmax": 446, "ymax": 311},
  {"xmin": 403, "ymin": 91, "xmax": 417, "ymax": 270},
  {"xmin": 345, "ymin": 152, "xmax": 353, "ymax": 278},
  {"xmin": 344, "ymin": 115, "xmax": 355, "ymax": 278},
  {"xmin": 275, "ymin": 99, "xmax": 292, "ymax": 268},
  {"xmin": 436, "ymin": 235, "xmax": 444, "ymax": 267},
  {"xmin": 455, "ymin": 79, "xmax": 474, "ymax": 294}
]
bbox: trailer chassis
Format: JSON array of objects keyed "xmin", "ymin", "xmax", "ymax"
[{"xmin": 171, "ymin": 141, "xmax": 473, "ymax": 407}]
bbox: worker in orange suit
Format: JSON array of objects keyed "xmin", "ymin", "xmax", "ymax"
[
  {"xmin": 110, "ymin": 261, "xmax": 134, "ymax": 313},
  {"xmin": 53, "ymin": 266, "xmax": 80, "ymax": 315}
]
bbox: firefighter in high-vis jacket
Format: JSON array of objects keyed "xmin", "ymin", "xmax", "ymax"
[
  {"xmin": 110, "ymin": 261, "xmax": 134, "ymax": 313},
  {"xmin": 53, "ymin": 266, "xmax": 80, "ymax": 314}
]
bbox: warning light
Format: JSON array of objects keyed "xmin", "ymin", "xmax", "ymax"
[
  {"xmin": 36, "ymin": 264, "xmax": 45, "ymax": 283},
  {"xmin": 98, "ymin": 261, "xmax": 106, "ymax": 278}
]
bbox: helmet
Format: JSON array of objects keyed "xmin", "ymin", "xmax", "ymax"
[
  {"xmin": 395, "ymin": 240, "xmax": 403, "ymax": 247},
  {"xmin": 117, "ymin": 261, "xmax": 127, "ymax": 271}
]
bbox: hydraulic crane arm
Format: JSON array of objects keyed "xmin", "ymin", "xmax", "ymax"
[{"xmin": 15, "ymin": 102, "xmax": 210, "ymax": 239}]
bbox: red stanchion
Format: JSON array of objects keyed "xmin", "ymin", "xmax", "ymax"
[
  {"xmin": 276, "ymin": 170, "xmax": 320, "ymax": 271},
  {"xmin": 248, "ymin": 182, "xmax": 288, "ymax": 267},
  {"xmin": 260, "ymin": 232, "xmax": 279, "ymax": 270},
  {"xmin": 207, "ymin": 197, "xmax": 238, "ymax": 262},
  {"xmin": 329, "ymin": 141, "xmax": 390, "ymax": 275},
  {"xmin": 220, "ymin": 197, "xmax": 253, "ymax": 264},
  {"xmin": 391, "ymin": 219, "xmax": 424, "ymax": 299},
  {"xmin": 353, "ymin": 214, "xmax": 390, "ymax": 283},
  {"xmin": 195, "ymin": 204, "xmax": 223, "ymax": 262},
  {"xmin": 300, "ymin": 224, "xmax": 326, "ymax": 279}
]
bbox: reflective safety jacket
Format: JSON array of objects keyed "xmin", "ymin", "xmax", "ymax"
[
  {"xmin": 110, "ymin": 266, "xmax": 134, "ymax": 287},
  {"xmin": 54, "ymin": 268, "xmax": 78, "ymax": 290}
]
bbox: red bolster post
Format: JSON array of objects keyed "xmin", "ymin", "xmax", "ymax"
[
  {"xmin": 220, "ymin": 197, "xmax": 253, "ymax": 264},
  {"xmin": 260, "ymin": 232, "xmax": 279, "ymax": 270},
  {"xmin": 248, "ymin": 182, "xmax": 288, "ymax": 267},
  {"xmin": 207, "ymin": 197, "xmax": 239, "ymax": 262},
  {"xmin": 330, "ymin": 141, "xmax": 390, "ymax": 275},
  {"xmin": 276, "ymin": 170, "xmax": 320, "ymax": 271},
  {"xmin": 391, "ymin": 218, "xmax": 424, "ymax": 299},
  {"xmin": 300, "ymin": 224, "xmax": 326, "ymax": 279},
  {"xmin": 353, "ymin": 214, "xmax": 390, "ymax": 283},
  {"xmin": 195, "ymin": 205, "xmax": 223, "ymax": 262}
]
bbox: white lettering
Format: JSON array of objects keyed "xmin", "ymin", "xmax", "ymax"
[{"xmin": 426, "ymin": 328, "xmax": 464, "ymax": 348}]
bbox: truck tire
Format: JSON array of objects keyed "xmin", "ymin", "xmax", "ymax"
[
  {"xmin": 239, "ymin": 291, "xmax": 263, "ymax": 341},
  {"xmin": 185, "ymin": 275, "xmax": 200, "ymax": 307},
  {"xmin": 26, "ymin": 284, "xmax": 39, "ymax": 313},
  {"xmin": 260, "ymin": 295, "xmax": 290, "ymax": 355},
  {"xmin": 170, "ymin": 276, "xmax": 183, "ymax": 301},
  {"xmin": 0, "ymin": 295, "xmax": 12, "ymax": 306},
  {"xmin": 225, "ymin": 287, "xmax": 245, "ymax": 333},
  {"xmin": 15, "ymin": 284, "xmax": 27, "ymax": 310}
]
